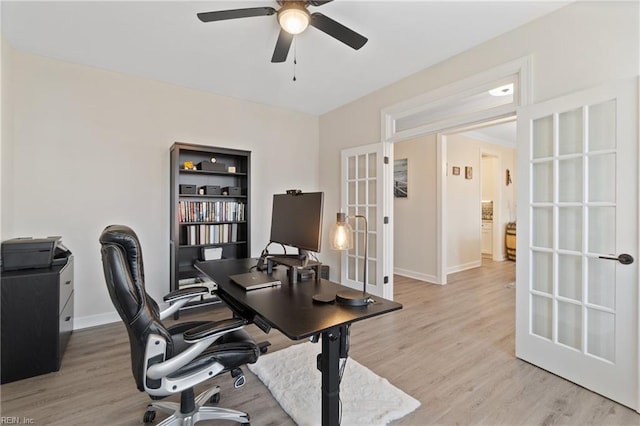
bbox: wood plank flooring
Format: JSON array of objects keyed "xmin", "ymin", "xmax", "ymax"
[{"xmin": 2, "ymin": 259, "xmax": 639, "ymax": 425}]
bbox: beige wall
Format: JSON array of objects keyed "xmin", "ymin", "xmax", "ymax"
[
  {"xmin": 1, "ymin": 37, "xmax": 15, "ymax": 237},
  {"xmin": 3, "ymin": 49, "xmax": 319, "ymax": 328},
  {"xmin": 481, "ymin": 156, "xmax": 497, "ymax": 202},
  {"xmin": 446, "ymin": 134, "xmax": 516, "ymax": 271},
  {"xmin": 446, "ymin": 135, "xmax": 483, "ymax": 272},
  {"xmin": 393, "ymin": 135, "xmax": 437, "ymax": 282},
  {"xmin": 319, "ymin": 1, "xmax": 638, "ymax": 280}
]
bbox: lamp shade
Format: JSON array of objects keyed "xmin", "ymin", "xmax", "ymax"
[
  {"xmin": 328, "ymin": 212, "xmax": 371, "ymax": 306},
  {"xmin": 329, "ymin": 212, "xmax": 353, "ymax": 251},
  {"xmin": 278, "ymin": 6, "xmax": 310, "ymax": 35}
]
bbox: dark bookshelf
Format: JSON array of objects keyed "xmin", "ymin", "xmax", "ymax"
[{"xmin": 170, "ymin": 142, "xmax": 251, "ymax": 314}]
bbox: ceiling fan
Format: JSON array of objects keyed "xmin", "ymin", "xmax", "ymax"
[{"xmin": 197, "ymin": 0, "xmax": 368, "ymax": 63}]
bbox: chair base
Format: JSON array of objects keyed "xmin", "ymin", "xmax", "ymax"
[{"xmin": 147, "ymin": 386, "xmax": 250, "ymax": 425}]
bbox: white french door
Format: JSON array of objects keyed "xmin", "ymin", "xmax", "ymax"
[
  {"xmin": 339, "ymin": 143, "xmax": 393, "ymax": 299},
  {"xmin": 516, "ymin": 78, "xmax": 638, "ymax": 409}
]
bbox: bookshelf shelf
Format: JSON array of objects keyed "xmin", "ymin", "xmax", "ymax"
[
  {"xmin": 170, "ymin": 143, "xmax": 251, "ymax": 315},
  {"xmin": 179, "ymin": 169, "xmax": 248, "ymax": 177},
  {"xmin": 178, "ymin": 241, "xmax": 248, "ymax": 248},
  {"xmin": 178, "ymin": 194, "xmax": 247, "ymax": 199},
  {"xmin": 179, "ymin": 221, "xmax": 247, "ymax": 225}
]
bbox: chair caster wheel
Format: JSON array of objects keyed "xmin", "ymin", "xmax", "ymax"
[
  {"xmin": 209, "ymin": 392, "xmax": 221, "ymax": 404},
  {"xmin": 143, "ymin": 409, "xmax": 156, "ymax": 423}
]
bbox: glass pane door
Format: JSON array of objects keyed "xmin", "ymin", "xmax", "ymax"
[
  {"xmin": 529, "ymin": 101, "xmax": 618, "ymax": 359},
  {"xmin": 341, "ymin": 144, "xmax": 387, "ymax": 298},
  {"xmin": 516, "ymin": 79, "xmax": 638, "ymax": 409}
]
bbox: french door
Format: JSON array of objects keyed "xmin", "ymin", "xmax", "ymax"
[
  {"xmin": 339, "ymin": 143, "xmax": 393, "ymax": 299},
  {"xmin": 516, "ymin": 78, "xmax": 638, "ymax": 409}
]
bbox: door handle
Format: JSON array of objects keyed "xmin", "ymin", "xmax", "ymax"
[{"xmin": 598, "ymin": 253, "xmax": 634, "ymax": 265}]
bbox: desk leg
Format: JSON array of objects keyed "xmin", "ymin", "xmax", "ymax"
[{"xmin": 320, "ymin": 326, "xmax": 343, "ymax": 426}]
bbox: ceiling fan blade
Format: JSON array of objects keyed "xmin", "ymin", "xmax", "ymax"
[
  {"xmin": 308, "ymin": 1, "xmax": 334, "ymax": 6},
  {"xmin": 271, "ymin": 30, "xmax": 294, "ymax": 63},
  {"xmin": 309, "ymin": 13, "xmax": 368, "ymax": 50},
  {"xmin": 197, "ymin": 7, "xmax": 276, "ymax": 23}
]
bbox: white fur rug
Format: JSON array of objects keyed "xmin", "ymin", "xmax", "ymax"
[{"xmin": 248, "ymin": 342, "xmax": 420, "ymax": 426}]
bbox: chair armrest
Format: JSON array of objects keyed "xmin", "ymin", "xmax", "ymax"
[
  {"xmin": 146, "ymin": 319, "xmax": 245, "ymax": 380},
  {"xmin": 159, "ymin": 286, "xmax": 211, "ymax": 320},
  {"xmin": 163, "ymin": 286, "xmax": 210, "ymax": 302},
  {"xmin": 183, "ymin": 318, "xmax": 247, "ymax": 343}
]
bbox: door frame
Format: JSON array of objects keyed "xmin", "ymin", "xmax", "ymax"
[{"xmin": 381, "ymin": 56, "xmax": 531, "ymax": 284}]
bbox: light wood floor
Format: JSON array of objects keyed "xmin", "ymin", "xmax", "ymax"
[{"xmin": 2, "ymin": 259, "xmax": 639, "ymax": 425}]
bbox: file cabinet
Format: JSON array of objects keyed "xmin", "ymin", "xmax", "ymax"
[{"xmin": 1, "ymin": 255, "xmax": 74, "ymax": 383}]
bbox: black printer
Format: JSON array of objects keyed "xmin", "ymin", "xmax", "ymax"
[{"xmin": 0, "ymin": 237, "xmax": 71, "ymax": 271}]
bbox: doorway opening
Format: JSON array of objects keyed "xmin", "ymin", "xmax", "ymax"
[
  {"xmin": 392, "ymin": 117, "xmax": 517, "ymax": 284},
  {"xmin": 383, "ymin": 57, "xmax": 530, "ymax": 287}
]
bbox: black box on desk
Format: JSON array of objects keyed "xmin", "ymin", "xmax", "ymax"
[
  {"xmin": 179, "ymin": 184, "xmax": 196, "ymax": 194},
  {"xmin": 223, "ymin": 186, "xmax": 242, "ymax": 196},
  {"xmin": 200, "ymin": 185, "xmax": 221, "ymax": 195},
  {"xmin": 196, "ymin": 161, "xmax": 226, "ymax": 172}
]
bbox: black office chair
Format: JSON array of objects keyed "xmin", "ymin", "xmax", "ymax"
[{"xmin": 99, "ymin": 224, "xmax": 262, "ymax": 425}]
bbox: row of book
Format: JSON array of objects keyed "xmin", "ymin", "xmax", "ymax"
[
  {"xmin": 183, "ymin": 223, "xmax": 241, "ymax": 246},
  {"xmin": 178, "ymin": 201, "xmax": 246, "ymax": 223}
]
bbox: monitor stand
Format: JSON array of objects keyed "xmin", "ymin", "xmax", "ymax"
[{"xmin": 268, "ymin": 252, "xmax": 321, "ymax": 284}]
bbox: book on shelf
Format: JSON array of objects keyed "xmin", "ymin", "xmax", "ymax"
[
  {"xmin": 178, "ymin": 201, "xmax": 245, "ymax": 223},
  {"xmin": 184, "ymin": 223, "xmax": 242, "ymax": 246}
]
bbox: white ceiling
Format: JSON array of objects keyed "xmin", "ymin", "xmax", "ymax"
[
  {"xmin": 461, "ymin": 120, "xmax": 517, "ymax": 147},
  {"xmin": 1, "ymin": 1, "xmax": 569, "ymax": 115}
]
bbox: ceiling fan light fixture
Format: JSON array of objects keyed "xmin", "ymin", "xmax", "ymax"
[{"xmin": 278, "ymin": 4, "xmax": 310, "ymax": 35}]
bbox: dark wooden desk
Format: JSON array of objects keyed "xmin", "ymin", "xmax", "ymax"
[{"xmin": 195, "ymin": 258, "xmax": 402, "ymax": 426}]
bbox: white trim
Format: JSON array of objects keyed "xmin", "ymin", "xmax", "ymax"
[
  {"xmin": 436, "ymin": 134, "xmax": 447, "ymax": 285},
  {"xmin": 381, "ymin": 57, "xmax": 532, "ymax": 143},
  {"xmin": 383, "ymin": 142, "xmax": 394, "ymax": 299},
  {"xmin": 447, "ymin": 260, "xmax": 482, "ymax": 275},
  {"xmin": 393, "ymin": 268, "xmax": 439, "ymax": 285},
  {"xmin": 637, "ymin": 75, "xmax": 640, "ymax": 414},
  {"xmin": 74, "ymin": 311, "xmax": 120, "ymax": 330}
]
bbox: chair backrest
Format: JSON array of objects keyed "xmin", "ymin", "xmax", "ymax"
[{"xmin": 99, "ymin": 224, "xmax": 172, "ymax": 392}]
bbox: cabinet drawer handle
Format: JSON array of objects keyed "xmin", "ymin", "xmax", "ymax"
[
  {"xmin": 65, "ymin": 280, "xmax": 71, "ymax": 285},
  {"xmin": 65, "ymin": 316, "xmax": 72, "ymax": 322}
]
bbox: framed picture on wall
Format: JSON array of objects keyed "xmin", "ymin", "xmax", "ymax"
[
  {"xmin": 452, "ymin": 166, "xmax": 460, "ymax": 176},
  {"xmin": 394, "ymin": 159, "xmax": 408, "ymax": 198},
  {"xmin": 465, "ymin": 166, "xmax": 473, "ymax": 179}
]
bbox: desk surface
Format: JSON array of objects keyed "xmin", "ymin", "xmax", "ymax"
[{"xmin": 195, "ymin": 258, "xmax": 402, "ymax": 340}]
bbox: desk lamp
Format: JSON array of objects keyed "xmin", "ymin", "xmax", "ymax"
[{"xmin": 329, "ymin": 212, "xmax": 372, "ymax": 306}]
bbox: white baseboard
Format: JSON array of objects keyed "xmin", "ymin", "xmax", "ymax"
[
  {"xmin": 73, "ymin": 311, "xmax": 120, "ymax": 330},
  {"xmin": 447, "ymin": 259, "xmax": 482, "ymax": 274},
  {"xmin": 393, "ymin": 267, "xmax": 440, "ymax": 284}
]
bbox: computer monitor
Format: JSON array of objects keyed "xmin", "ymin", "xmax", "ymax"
[{"xmin": 269, "ymin": 191, "xmax": 324, "ymax": 260}]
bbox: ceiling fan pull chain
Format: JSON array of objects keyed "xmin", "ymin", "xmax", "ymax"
[{"xmin": 293, "ymin": 38, "xmax": 297, "ymax": 82}]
